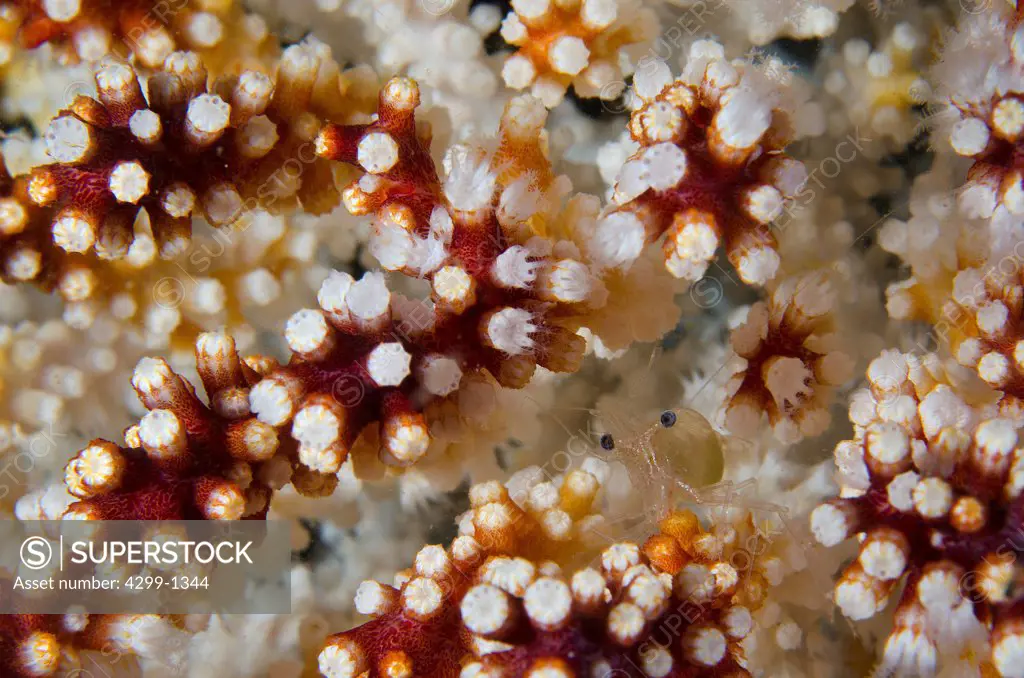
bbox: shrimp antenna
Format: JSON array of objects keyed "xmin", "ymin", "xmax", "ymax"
[
  {"xmin": 517, "ymin": 391, "xmax": 582, "ymax": 441},
  {"xmin": 545, "ymin": 405, "xmax": 602, "ymax": 416},
  {"xmin": 547, "ymin": 409, "xmax": 579, "ymax": 439},
  {"xmin": 623, "ymin": 346, "xmax": 662, "ymax": 400},
  {"xmin": 680, "ymin": 360, "xmax": 731, "ymax": 407}
]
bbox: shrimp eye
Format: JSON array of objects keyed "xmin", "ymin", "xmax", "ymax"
[
  {"xmin": 660, "ymin": 410, "xmax": 677, "ymax": 428},
  {"xmin": 599, "ymin": 433, "xmax": 615, "ymax": 450}
]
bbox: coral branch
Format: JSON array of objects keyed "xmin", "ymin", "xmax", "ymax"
[
  {"xmin": 231, "ymin": 79, "xmax": 612, "ymax": 473},
  {"xmin": 0, "ymin": 45, "xmax": 373, "ymax": 330},
  {"xmin": 60, "ymin": 331, "xmax": 292, "ymax": 520},
  {"xmin": 497, "ymin": 0, "xmax": 657, "ymax": 108},
  {"xmin": 0, "ymin": 612, "xmax": 187, "ymax": 678},
  {"xmin": 724, "ymin": 272, "xmax": 853, "ymax": 443},
  {"xmin": 593, "ymin": 42, "xmax": 809, "ymax": 287},
  {"xmin": 952, "ymin": 88, "xmax": 1024, "ymax": 223},
  {"xmin": 8, "ymin": 0, "xmax": 275, "ymax": 70},
  {"xmin": 813, "ymin": 351, "xmax": 1024, "ymax": 676},
  {"xmin": 947, "ymin": 256, "xmax": 1024, "ymax": 416},
  {"xmin": 319, "ymin": 467, "xmax": 784, "ymax": 677}
]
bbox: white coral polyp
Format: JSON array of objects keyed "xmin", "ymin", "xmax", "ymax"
[
  {"xmin": 43, "ymin": 0, "xmax": 81, "ymax": 22},
  {"xmin": 716, "ymin": 91, "xmax": 771, "ymax": 150},
  {"xmin": 357, "ymin": 132, "xmax": 400, "ymax": 174},
  {"xmin": 486, "ymin": 307, "xmax": 536, "ymax": 355},
  {"xmin": 370, "ymin": 219, "xmax": 415, "ymax": 271},
  {"xmin": 633, "ymin": 61, "xmax": 673, "ymax": 100},
  {"xmin": 591, "ymin": 212, "xmax": 646, "ymax": 269},
  {"xmin": 548, "ymin": 36, "xmax": 590, "ymax": 76},
  {"xmin": 736, "ymin": 247, "xmax": 780, "ymax": 286},
  {"xmin": 366, "ymin": 342, "xmax": 412, "ymax": 387},
  {"xmin": 641, "ymin": 144, "xmax": 687, "ymax": 191},
  {"xmin": 493, "ymin": 246, "xmax": 539, "ymax": 289},
  {"xmin": 45, "ymin": 115, "xmax": 92, "ymax": 163},
  {"xmin": 444, "ymin": 145, "xmax": 498, "ymax": 213}
]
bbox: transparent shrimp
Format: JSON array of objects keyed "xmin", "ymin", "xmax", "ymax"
[
  {"xmin": 599, "ymin": 407, "xmax": 794, "ymax": 522},
  {"xmin": 536, "ymin": 396, "xmax": 788, "ymax": 532},
  {"xmin": 598, "ymin": 408, "xmax": 724, "ymax": 516}
]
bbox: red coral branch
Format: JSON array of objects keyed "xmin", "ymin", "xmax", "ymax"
[
  {"xmin": 594, "ymin": 57, "xmax": 807, "ymax": 288},
  {"xmin": 0, "ymin": 46, "xmax": 365, "ymax": 311},
  {"xmin": 813, "ymin": 353, "xmax": 1024, "ymax": 675},
  {"xmin": 320, "ymin": 488, "xmax": 763, "ymax": 678},
  {"xmin": 0, "ymin": 612, "xmax": 183, "ymax": 678},
  {"xmin": 238, "ymin": 79, "xmax": 598, "ymax": 474},
  {"xmin": 61, "ymin": 331, "xmax": 295, "ymax": 520}
]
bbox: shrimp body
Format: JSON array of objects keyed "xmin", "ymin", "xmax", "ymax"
[{"xmin": 606, "ymin": 407, "xmax": 728, "ymax": 518}]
